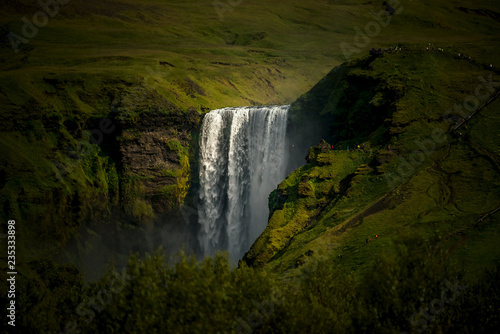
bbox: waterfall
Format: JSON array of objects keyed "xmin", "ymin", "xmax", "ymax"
[{"xmin": 197, "ymin": 105, "xmax": 289, "ymax": 261}]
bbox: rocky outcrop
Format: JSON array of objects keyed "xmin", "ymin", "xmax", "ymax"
[{"xmin": 117, "ymin": 100, "xmax": 201, "ymax": 221}]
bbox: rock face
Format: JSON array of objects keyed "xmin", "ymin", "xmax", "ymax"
[{"xmin": 118, "ymin": 105, "xmax": 201, "ymax": 221}]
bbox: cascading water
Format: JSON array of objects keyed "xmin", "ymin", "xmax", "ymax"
[{"xmin": 197, "ymin": 105, "xmax": 289, "ymax": 261}]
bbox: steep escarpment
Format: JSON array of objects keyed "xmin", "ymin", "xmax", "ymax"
[
  {"xmin": 113, "ymin": 87, "xmax": 201, "ymax": 221},
  {"xmin": 287, "ymin": 58, "xmax": 399, "ymax": 143},
  {"xmin": 245, "ymin": 141, "xmax": 374, "ymax": 267}
]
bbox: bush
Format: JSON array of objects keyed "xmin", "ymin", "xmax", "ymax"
[{"xmin": 81, "ymin": 251, "xmax": 279, "ymax": 334}]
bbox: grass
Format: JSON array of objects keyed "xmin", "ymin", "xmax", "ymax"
[{"xmin": 3, "ymin": 0, "xmax": 499, "ymax": 110}]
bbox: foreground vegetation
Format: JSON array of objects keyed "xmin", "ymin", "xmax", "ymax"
[{"xmin": 10, "ymin": 233, "xmax": 500, "ymax": 333}]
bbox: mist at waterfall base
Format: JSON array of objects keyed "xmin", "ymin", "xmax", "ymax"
[
  {"xmin": 197, "ymin": 105, "xmax": 290, "ymax": 262},
  {"xmin": 65, "ymin": 208, "xmax": 199, "ymax": 281}
]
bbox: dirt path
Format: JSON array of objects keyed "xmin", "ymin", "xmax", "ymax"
[{"xmin": 451, "ymin": 90, "xmax": 500, "ymax": 132}]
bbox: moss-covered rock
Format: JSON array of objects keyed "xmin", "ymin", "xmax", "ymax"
[{"xmin": 118, "ymin": 102, "xmax": 200, "ymax": 216}]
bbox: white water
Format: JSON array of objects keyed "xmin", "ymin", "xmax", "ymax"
[{"xmin": 197, "ymin": 105, "xmax": 289, "ymax": 261}]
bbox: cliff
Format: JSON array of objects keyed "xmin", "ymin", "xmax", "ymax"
[
  {"xmin": 0, "ymin": 73, "xmax": 201, "ymax": 258},
  {"xmin": 114, "ymin": 87, "xmax": 201, "ymax": 221}
]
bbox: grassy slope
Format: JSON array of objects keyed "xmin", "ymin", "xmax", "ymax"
[
  {"xmin": 2, "ymin": 0, "xmax": 498, "ymax": 109},
  {"xmin": 0, "ymin": 0, "xmax": 347, "ymax": 110},
  {"xmin": 244, "ymin": 1, "xmax": 500, "ymax": 282}
]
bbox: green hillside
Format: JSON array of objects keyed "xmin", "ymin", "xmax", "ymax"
[{"xmin": 246, "ymin": 52, "xmax": 500, "ymax": 280}]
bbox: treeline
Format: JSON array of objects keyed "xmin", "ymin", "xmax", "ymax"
[{"xmin": 10, "ymin": 234, "xmax": 500, "ymax": 333}]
